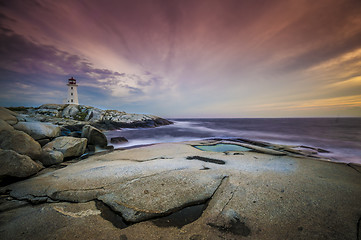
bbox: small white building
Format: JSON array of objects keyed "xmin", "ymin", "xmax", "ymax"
[{"xmin": 66, "ymin": 77, "xmax": 79, "ymax": 105}]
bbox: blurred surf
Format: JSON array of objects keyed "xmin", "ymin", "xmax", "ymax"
[{"xmin": 105, "ymin": 118, "xmax": 361, "ymax": 164}]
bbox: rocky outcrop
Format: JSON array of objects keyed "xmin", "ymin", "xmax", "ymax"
[
  {"xmin": 0, "ymin": 107, "xmax": 18, "ymax": 125},
  {"xmin": 62, "ymin": 105, "xmax": 80, "ymax": 118},
  {"xmin": 1, "ymin": 140, "xmax": 360, "ymax": 240},
  {"xmin": 0, "ymin": 149, "xmax": 43, "ymax": 179},
  {"xmin": 81, "ymin": 125, "xmax": 107, "ymax": 147},
  {"xmin": 0, "ymin": 129, "xmax": 42, "ymax": 160},
  {"xmin": 43, "ymin": 136, "xmax": 87, "ymax": 158},
  {"xmin": 7, "ymin": 104, "xmax": 172, "ymax": 130},
  {"xmin": 13, "ymin": 122, "xmax": 60, "ymax": 140},
  {"xmin": 40, "ymin": 150, "xmax": 64, "ymax": 166}
]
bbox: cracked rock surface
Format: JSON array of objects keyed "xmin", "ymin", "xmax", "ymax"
[{"xmin": 1, "ymin": 140, "xmax": 361, "ymax": 240}]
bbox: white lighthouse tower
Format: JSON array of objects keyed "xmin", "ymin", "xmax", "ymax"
[{"xmin": 66, "ymin": 77, "xmax": 79, "ymax": 105}]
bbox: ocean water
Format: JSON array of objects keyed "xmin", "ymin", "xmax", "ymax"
[{"xmin": 105, "ymin": 118, "xmax": 361, "ymax": 164}]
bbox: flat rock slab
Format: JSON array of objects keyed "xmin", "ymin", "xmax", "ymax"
[
  {"xmin": 99, "ymin": 170, "xmax": 225, "ymax": 222},
  {"xmin": 1, "ymin": 141, "xmax": 360, "ymax": 240},
  {"xmin": 0, "ymin": 201, "xmax": 123, "ymax": 240}
]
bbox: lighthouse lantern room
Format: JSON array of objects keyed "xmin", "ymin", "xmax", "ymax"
[{"xmin": 66, "ymin": 77, "xmax": 79, "ymax": 105}]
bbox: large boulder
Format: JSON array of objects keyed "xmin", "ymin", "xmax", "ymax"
[
  {"xmin": 110, "ymin": 136, "xmax": 128, "ymax": 144},
  {"xmin": 43, "ymin": 136, "xmax": 87, "ymax": 158},
  {"xmin": 0, "ymin": 107, "xmax": 18, "ymax": 125},
  {"xmin": 40, "ymin": 150, "xmax": 64, "ymax": 166},
  {"xmin": 62, "ymin": 105, "xmax": 79, "ymax": 118},
  {"xmin": 0, "ymin": 149, "xmax": 43, "ymax": 178},
  {"xmin": 14, "ymin": 122, "xmax": 60, "ymax": 140},
  {"xmin": 81, "ymin": 125, "xmax": 107, "ymax": 147},
  {"xmin": 84, "ymin": 108, "xmax": 104, "ymax": 122},
  {"xmin": 0, "ymin": 119, "xmax": 14, "ymax": 131},
  {"xmin": 0, "ymin": 129, "xmax": 42, "ymax": 160}
]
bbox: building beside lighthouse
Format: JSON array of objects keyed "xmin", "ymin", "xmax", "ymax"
[{"xmin": 66, "ymin": 77, "xmax": 79, "ymax": 105}]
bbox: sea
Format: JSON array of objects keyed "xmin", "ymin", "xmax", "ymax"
[{"xmin": 105, "ymin": 118, "xmax": 361, "ymax": 164}]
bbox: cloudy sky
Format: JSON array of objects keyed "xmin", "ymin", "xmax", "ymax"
[{"xmin": 1, "ymin": 0, "xmax": 361, "ymax": 117}]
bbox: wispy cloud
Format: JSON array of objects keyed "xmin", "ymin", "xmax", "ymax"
[{"xmin": 1, "ymin": 0, "xmax": 361, "ymax": 116}]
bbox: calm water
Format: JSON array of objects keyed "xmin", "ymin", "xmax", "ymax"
[{"xmin": 105, "ymin": 118, "xmax": 361, "ymax": 164}]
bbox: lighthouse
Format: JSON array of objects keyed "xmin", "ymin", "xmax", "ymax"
[{"xmin": 66, "ymin": 77, "xmax": 79, "ymax": 105}]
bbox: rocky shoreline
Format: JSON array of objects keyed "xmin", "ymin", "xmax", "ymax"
[
  {"xmin": 0, "ymin": 138, "xmax": 360, "ymax": 239},
  {"xmin": 0, "ymin": 106, "xmax": 360, "ymax": 239},
  {"xmin": 0, "ymin": 105, "xmax": 171, "ymax": 185},
  {"xmin": 9, "ymin": 104, "xmax": 172, "ymax": 130}
]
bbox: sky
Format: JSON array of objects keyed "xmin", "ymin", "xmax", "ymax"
[{"xmin": 0, "ymin": 0, "xmax": 361, "ymax": 118}]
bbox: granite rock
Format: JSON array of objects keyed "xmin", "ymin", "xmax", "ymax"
[
  {"xmin": 0, "ymin": 119, "xmax": 14, "ymax": 131},
  {"xmin": 0, "ymin": 129, "xmax": 42, "ymax": 160},
  {"xmin": 40, "ymin": 150, "xmax": 64, "ymax": 166},
  {"xmin": 0, "ymin": 149, "xmax": 43, "ymax": 179},
  {"xmin": 8, "ymin": 104, "xmax": 172, "ymax": 130},
  {"xmin": 42, "ymin": 136, "xmax": 87, "ymax": 158},
  {"xmin": 14, "ymin": 122, "xmax": 60, "ymax": 140},
  {"xmin": 81, "ymin": 125, "xmax": 107, "ymax": 147},
  {"xmin": 62, "ymin": 105, "xmax": 80, "ymax": 118},
  {"xmin": 2, "ymin": 141, "xmax": 360, "ymax": 240},
  {"xmin": 0, "ymin": 107, "xmax": 18, "ymax": 125}
]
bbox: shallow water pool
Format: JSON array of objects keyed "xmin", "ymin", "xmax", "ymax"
[{"xmin": 194, "ymin": 144, "xmax": 252, "ymax": 152}]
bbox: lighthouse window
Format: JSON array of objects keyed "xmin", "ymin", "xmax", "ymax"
[
  {"xmin": 71, "ymin": 99, "xmax": 73, "ymax": 103},
  {"xmin": 71, "ymin": 93, "xmax": 73, "ymax": 96},
  {"xmin": 71, "ymin": 87, "xmax": 73, "ymax": 90}
]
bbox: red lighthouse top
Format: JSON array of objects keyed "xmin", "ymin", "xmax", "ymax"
[{"xmin": 68, "ymin": 77, "xmax": 77, "ymax": 85}]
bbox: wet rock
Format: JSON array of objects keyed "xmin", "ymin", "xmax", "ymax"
[
  {"xmin": 0, "ymin": 107, "xmax": 18, "ymax": 125},
  {"xmin": 81, "ymin": 125, "xmax": 107, "ymax": 147},
  {"xmin": 110, "ymin": 136, "xmax": 128, "ymax": 144},
  {"xmin": 43, "ymin": 136, "xmax": 87, "ymax": 158},
  {"xmin": 105, "ymin": 145, "xmax": 114, "ymax": 150},
  {"xmin": 0, "ymin": 149, "xmax": 43, "ymax": 179},
  {"xmin": 87, "ymin": 144, "xmax": 96, "ymax": 152},
  {"xmin": 40, "ymin": 150, "xmax": 64, "ymax": 166},
  {"xmin": 13, "ymin": 122, "xmax": 60, "ymax": 140},
  {"xmin": 0, "ymin": 129, "xmax": 42, "ymax": 160}
]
